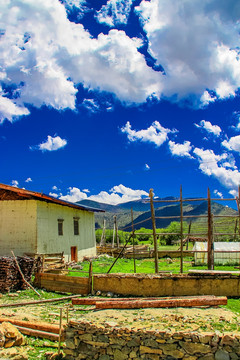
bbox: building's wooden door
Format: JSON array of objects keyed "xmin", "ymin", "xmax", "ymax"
[{"xmin": 71, "ymin": 246, "xmax": 78, "ymax": 262}]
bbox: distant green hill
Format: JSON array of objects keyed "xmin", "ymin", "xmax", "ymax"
[{"xmin": 77, "ymin": 198, "xmax": 238, "ymax": 231}]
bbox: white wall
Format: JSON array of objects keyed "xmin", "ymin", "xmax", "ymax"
[
  {"xmin": 36, "ymin": 201, "xmax": 96, "ymax": 260},
  {"xmin": 0, "ymin": 200, "xmax": 37, "ymax": 256}
]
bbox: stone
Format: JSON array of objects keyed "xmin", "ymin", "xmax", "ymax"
[
  {"xmin": 79, "ymin": 334, "xmax": 93, "ymax": 341},
  {"xmin": 180, "ymin": 342, "xmax": 211, "ymax": 355},
  {"xmin": 198, "ymin": 354, "xmax": 214, "ymax": 360},
  {"xmin": 143, "ymin": 339, "xmax": 159, "ymax": 348},
  {"xmin": 113, "ymin": 349, "xmax": 128, "ymax": 360},
  {"xmin": 221, "ymin": 335, "xmax": 238, "ymax": 347},
  {"xmin": 99, "ymin": 355, "xmax": 110, "ymax": 360},
  {"xmin": 0, "ymin": 328, "xmax": 5, "ymax": 347},
  {"xmin": 65, "ymin": 339, "xmax": 76, "ymax": 350},
  {"xmin": 229, "ymin": 353, "xmax": 238, "ymax": 360},
  {"xmin": 140, "ymin": 346, "xmax": 163, "ymax": 355},
  {"xmin": 127, "ymin": 338, "xmax": 141, "ymax": 347},
  {"xmin": 215, "ymin": 350, "xmax": 230, "ymax": 360},
  {"xmin": 199, "ymin": 335, "xmax": 213, "ymax": 344}
]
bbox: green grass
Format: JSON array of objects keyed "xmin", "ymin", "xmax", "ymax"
[{"xmin": 68, "ymin": 255, "xmax": 240, "ymax": 277}]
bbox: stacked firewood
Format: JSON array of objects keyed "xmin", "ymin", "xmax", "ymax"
[{"xmin": 0, "ymin": 256, "xmax": 35, "ymax": 293}]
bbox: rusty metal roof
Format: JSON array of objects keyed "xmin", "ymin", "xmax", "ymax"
[{"xmin": 0, "ymin": 183, "xmax": 104, "ymax": 213}]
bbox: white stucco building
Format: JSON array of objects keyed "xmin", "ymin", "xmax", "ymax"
[{"xmin": 0, "ymin": 183, "xmax": 103, "ymax": 261}]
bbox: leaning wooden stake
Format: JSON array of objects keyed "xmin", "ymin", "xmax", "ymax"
[
  {"xmin": 11, "ymin": 250, "xmax": 40, "ymax": 297},
  {"xmin": 0, "ymin": 294, "xmax": 81, "ymax": 308},
  {"xmin": 58, "ymin": 308, "xmax": 63, "ymax": 355}
]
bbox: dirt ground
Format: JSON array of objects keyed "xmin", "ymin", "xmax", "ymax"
[{"xmin": 0, "ymin": 300, "xmax": 239, "ymax": 333}]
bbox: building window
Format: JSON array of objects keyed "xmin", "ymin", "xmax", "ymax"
[
  {"xmin": 58, "ymin": 219, "xmax": 64, "ymax": 236},
  {"xmin": 73, "ymin": 217, "xmax": 79, "ymax": 235}
]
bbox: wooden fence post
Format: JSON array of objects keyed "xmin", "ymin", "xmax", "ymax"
[
  {"xmin": 149, "ymin": 189, "xmax": 159, "ymax": 273},
  {"xmin": 180, "ymin": 185, "xmax": 183, "ymax": 273},
  {"xmin": 131, "ymin": 208, "xmax": 136, "ymax": 273},
  {"xmin": 207, "ymin": 188, "xmax": 214, "ymax": 270}
]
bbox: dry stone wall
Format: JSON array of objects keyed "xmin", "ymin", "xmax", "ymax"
[{"xmin": 65, "ymin": 320, "xmax": 240, "ymax": 360}]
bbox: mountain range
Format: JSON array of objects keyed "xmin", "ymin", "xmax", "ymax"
[{"xmin": 77, "ymin": 197, "xmax": 238, "ymax": 230}]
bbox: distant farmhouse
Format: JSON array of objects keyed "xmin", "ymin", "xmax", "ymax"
[{"xmin": 0, "ymin": 183, "xmax": 103, "ymax": 261}]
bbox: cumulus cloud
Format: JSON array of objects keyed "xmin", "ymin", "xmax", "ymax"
[
  {"xmin": 25, "ymin": 177, "xmax": 32, "ymax": 183},
  {"xmin": 96, "ymin": 0, "xmax": 134, "ymax": 27},
  {"xmin": 121, "ymin": 121, "xmax": 176, "ymax": 147},
  {"xmin": 168, "ymin": 140, "xmax": 193, "ymax": 158},
  {"xmin": 55, "ymin": 183, "xmax": 148, "ymax": 205},
  {"xmin": 222, "ymin": 135, "xmax": 240, "ymax": 153},
  {"xmin": 213, "ymin": 189, "xmax": 223, "ymax": 199},
  {"xmin": 89, "ymin": 184, "xmax": 148, "ymax": 205},
  {"xmin": 11, "ymin": 180, "xmax": 19, "ymax": 187},
  {"xmin": 0, "ymin": 90, "xmax": 30, "ymax": 123},
  {"xmin": 145, "ymin": 163, "xmax": 150, "ymax": 170},
  {"xmin": 195, "ymin": 120, "xmax": 222, "ymax": 137},
  {"xmin": 193, "ymin": 147, "xmax": 240, "ymax": 192},
  {"xmin": 136, "ymin": 0, "xmax": 240, "ymax": 104},
  {"xmin": 31, "ymin": 135, "xmax": 67, "ymax": 152},
  {"xmin": 59, "ymin": 187, "xmax": 88, "ymax": 202},
  {"xmin": 0, "ymin": 0, "xmax": 161, "ymax": 122}
]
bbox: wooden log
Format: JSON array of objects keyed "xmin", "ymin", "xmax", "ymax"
[
  {"xmin": 95, "ymin": 296, "xmax": 227, "ymax": 309},
  {"xmin": 72, "ymin": 295, "xmax": 220, "ymax": 306},
  {"xmin": 0, "ymin": 317, "xmax": 62, "ymax": 334},
  {"xmin": 0, "ymin": 294, "xmax": 82, "ymax": 308},
  {"xmin": 16, "ymin": 326, "xmax": 63, "ymax": 341}
]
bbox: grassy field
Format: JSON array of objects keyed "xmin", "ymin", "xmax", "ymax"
[{"xmin": 68, "ymin": 255, "xmax": 239, "ymax": 276}]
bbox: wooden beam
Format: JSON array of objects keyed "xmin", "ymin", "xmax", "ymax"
[{"xmin": 95, "ymin": 296, "xmax": 227, "ymax": 309}]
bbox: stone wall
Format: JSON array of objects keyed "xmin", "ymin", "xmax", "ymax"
[{"xmin": 65, "ymin": 320, "xmax": 240, "ymax": 360}]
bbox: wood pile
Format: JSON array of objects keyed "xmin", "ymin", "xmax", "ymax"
[{"xmin": 0, "ymin": 256, "xmax": 35, "ymax": 293}]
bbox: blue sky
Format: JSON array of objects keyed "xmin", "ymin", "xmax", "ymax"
[{"xmin": 1, "ymin": 0, "xmax": 240, "ymax": 205}]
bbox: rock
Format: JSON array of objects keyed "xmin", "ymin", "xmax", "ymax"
[
  {"xmin": 113, "ymin": 349, "xmax": 128, "ymax": 360},
  {"xmin": 0, "ymin": 328, "xmax": 5, "ymax": 347},
  {"xmin": 180, "ymin": 342, "xmax": 211, "ymax": 355},
  {"xmin": 229, "ymin": 353, "xmax": 238, "ymax": 360},
  {"xmin": 0, "ymin": 322, "xmax": 24, "ymax": 347},
  {"xmin": 107, "ymin": 292, "xmax": 114, "ymax": 297},
  {"xmin": 96, "ymin": 291, "xmax": 102, "ymax": 296},
  {"xmin": 215, "ymin": 350, "xmax": 230, "ymax": 360},
  {"xmin": 199, "ymin": 354, "xmax": 215, "ymax": 360}
]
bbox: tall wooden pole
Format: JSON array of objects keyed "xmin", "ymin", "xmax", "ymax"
[
  {"xmin": 149, "ymin": 189, "xmax": 159, "ymax": 273},
  {"xmin": 131, "ymin": 208, "xmax": 136, "ymax": 273},
  {"xmin": 100, "ymin": 219, "xmax": 106, "ymax": 247},
  {"xmin": 112, "ymin": 216, "xmax": 116, "ymax": 248},
  {"xmin": 207, "ymin": 188, "xmax": 214, "ymax": 270},
  {"xmin": 180, "ymin": 185, "xmax": 183, "ymax": 273}
]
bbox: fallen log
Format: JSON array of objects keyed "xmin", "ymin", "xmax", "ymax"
[
  {"xmin": 0, "ymin": 294, "xmax": 81, "ymax": 308},
  {"xmin": 16, "ymin": 325, "xmax": 64, "ymax": 341},
  {"xmin": 72, "ymin": 295, "xmax": 218, "ymax": 306},
  {"xmin": 95, "ymin": 296, "xmax": 227, "ymax": 309},
  {"xmin": 0, "ymin": 317, "xmax": 62, "ymax": 334}
]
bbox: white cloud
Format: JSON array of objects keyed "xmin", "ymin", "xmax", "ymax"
[
  {"xmin": 193, "ymin": 147, "xmax": 240, "ymax": 192},
  {"xmin": 56, "ymin": 183, "xmax": 148, "ymax": 205},
  {"xmin": 213, "ymin": 189, "xmax": 223, "ymax": 199},
  {"xmin": 222, "ymin": 135, "xmax": 240, "ymax": 154},
  {"xmin": 96, "ymin": 0, "xmax": 134, "ymax": 27},
  {"xmin": 229, "ymin": 189, "xmax": 238, "ymax": 197},
  {"xmin": 195, "ymin": 120, "xmax": 222, "ymax": 137},
  {"xmin": 59, "ymin": 187, "xmax": 88, "ymax": 202},
  {"xmin": 49, "ymin": 192, "xmax": 59, "ymax": 198},
  {"xmin": 145, "ymin": 163, "xmax": 150, "ymax": 170},
  {"xmin": 11, "ymin": 180, "xmax": 19, "ymax": 187},
  {"xmin": 0, "ymin": 91, "xmax": 30, "ymax": 123},
  {"xmin": 136, "ymin": 0, "xmax": 240, "ymax": 104},
  {"xmin": 89, "ymin": 184, "xmax": 148, "ymax": 205},
  {"xmin": 82, "ymin": 189, "xmax": 90, "ymax": 193},
  {"xmin": 168, "ymin": 140, "xmax": 192, "ymax": 158},
  {"xmin": 121, "ymin": 121, "xmax": 176, "ymax": 147},
  {"xmin": 0, "ymin": 0, "xmax": 161, "ymax": 122},
  {"xmin": 31, "ymin": 135, "xmax": 67, "ymax": 152},
  {"xmin": 25, "ymin": 177, "xmax": 32, "ymax": 183}
]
